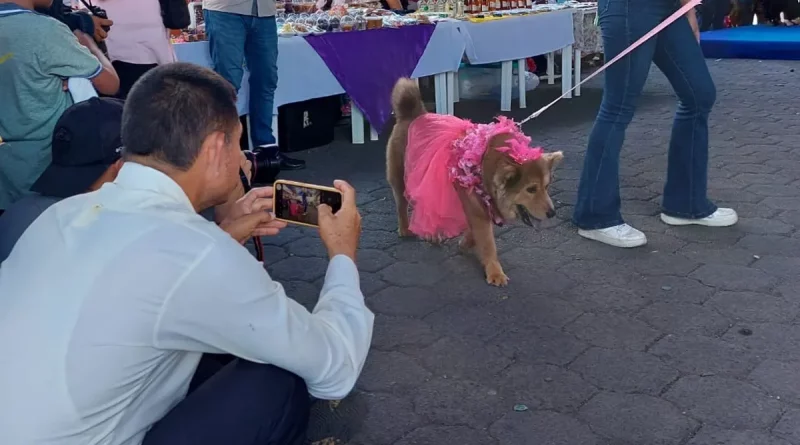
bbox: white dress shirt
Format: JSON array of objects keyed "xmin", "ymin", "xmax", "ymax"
[{"xmin": 0, "ymin": 162, "xmax": 374, "ymax": 445}]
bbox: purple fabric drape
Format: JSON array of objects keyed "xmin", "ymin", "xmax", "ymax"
[{"xmin": 305, "ymin": 25, "xmax": 435, "ymax": 133}]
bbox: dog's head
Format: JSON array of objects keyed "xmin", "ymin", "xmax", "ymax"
[{"xmin": 482, "ymin": 133, "xmax": 563, "ymax": 226}]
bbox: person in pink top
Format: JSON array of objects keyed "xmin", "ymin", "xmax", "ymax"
[{"xmin": 93, "ymin": 0, "xmax": 176, "ymax": 98}]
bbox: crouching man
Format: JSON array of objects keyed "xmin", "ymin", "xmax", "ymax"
[{"xmin": 0, "ymin": 63, "xmax": 374, "ymax": 445}]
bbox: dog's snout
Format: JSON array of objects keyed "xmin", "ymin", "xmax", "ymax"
[{"xmin": 546, "ymin": 209, "xmax": 556, "ymax": 219}]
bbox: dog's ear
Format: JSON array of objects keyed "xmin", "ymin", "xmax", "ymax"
[
  {"xmin": 486, "ymin": 133, "xmax": 522, "ymax": 188},
  {"xmin": 542, "ymin": 151, "xmax": 564, "ymax": 172}
]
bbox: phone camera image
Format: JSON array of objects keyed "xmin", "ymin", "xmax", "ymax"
[{"xmin": 278, "ymin": 184, "xmax": 323, "ymax": 226}]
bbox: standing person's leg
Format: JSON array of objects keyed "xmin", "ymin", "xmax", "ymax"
[
  {"xmin": 653, "ymin": 12, "xmax": 737, "ymax": 227},
  {"xmin": 143, "ymin": 360, "xmax": 311, "ymax": 445},
  {"xmin": 112, "ymin": 61, "xmax": 159, "ymax": 100},
  {"xmin": 573, "ymin": 0, "xmax": 660, "ymax": 247},
  {"xmin": 246, "ymin": 16, "xmax": 306, "ymax": 170},
  {"xmin": 204, "ymin": 10, "xmax": 248, "ymax": 96}
]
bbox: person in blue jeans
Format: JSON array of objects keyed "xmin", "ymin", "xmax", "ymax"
[
  {"xmin": 203, "ymin": 0, "xmax": 305, "ymax": 171},
  {"xmin": 573, "ymin": 0, "xmax": 738, "ymax": 248}
]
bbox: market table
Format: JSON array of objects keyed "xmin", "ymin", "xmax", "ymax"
[
  {"xmin": 173, "ymin": 21, "xmax": 465, "ymax": 145},
  {"xmin": 454, "ymin": 8, "xmax": 576, "ymax": 111},
  {"xmin": 571, "ymin": 5, "xmax": 602, "ymax": 97}
]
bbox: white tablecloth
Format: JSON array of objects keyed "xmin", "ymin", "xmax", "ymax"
[
  {"xmin": 173, "ymin": 21, "xmax": 466, "ymax": 115},
  {"xmin": 459, "ymin": 9, "xmax": 575, "ymax": 65}
]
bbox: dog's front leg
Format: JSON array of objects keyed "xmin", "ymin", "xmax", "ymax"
[{"xmin": 457, "ymin": 188, "xmax": 508, "ymax": 286}]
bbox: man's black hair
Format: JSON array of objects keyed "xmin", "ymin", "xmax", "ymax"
[{"xmin": 121, "ymin": 63, "xmax": 239, "ymax": 170}]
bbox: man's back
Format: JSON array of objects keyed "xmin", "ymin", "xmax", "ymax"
[
  {"xmin": 0, "ymin": 5, "xmax": 101, "ymax": 208},
  {"xmin": 0, "ymin": 165, "xmax": 231, "ymax": 445},
  {"xmin": 0, "ymin": 193, "xmax": 60, "ymax": 264}
]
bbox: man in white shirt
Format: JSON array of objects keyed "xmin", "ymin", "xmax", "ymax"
[
  {"xmin": 202, "ymin": 0, "xmax": 306, "ymax": 171},
  {"xmin": 0, "ymin": 63, "xmax": 374, "ymax": 445}
]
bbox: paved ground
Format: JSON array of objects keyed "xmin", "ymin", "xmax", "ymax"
[{"xmin": 269, "ymin": 58, "xmax": 800, "ymax": 445}]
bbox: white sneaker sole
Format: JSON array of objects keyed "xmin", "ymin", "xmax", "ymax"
[
  {"xmin": 578, "ymin": 229, "xmax": 648, "ymax": 248},
  {"xmin": 660, "ymin": 213, "xmax": 738, "ymax": 227}
]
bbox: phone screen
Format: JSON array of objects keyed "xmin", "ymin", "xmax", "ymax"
[{"xmin": 274, "ymin": 182, "xmax": 342, "ymax": 227}]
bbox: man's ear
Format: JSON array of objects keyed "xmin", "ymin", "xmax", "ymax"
[
  {"xmin": 542, "ymin": 151, "xmax": 564, "ymax": 172},
  {"xmin": 202, "ymin": 130, "xmax": 229, "ymax": 173}
]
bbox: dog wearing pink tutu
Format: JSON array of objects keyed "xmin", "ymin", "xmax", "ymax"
[{"xmin": 386, "ymin": 78, "xmax": 563, "ymax": 287}]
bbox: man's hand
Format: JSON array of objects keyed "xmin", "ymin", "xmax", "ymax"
[
  {"xmin": 220, "ymin": 211, "xmax": 286, "ymax": 244},
  {"xmin": 92, "ymin": 16, "xmax": 113, "ymax": 41},
  {"xmin": 318, "ymin": 180, "xmax": 361, "ymax": 262},
  {"xmin": 219, "ymin": 187, "xmax": 287, "ymax": 243}
]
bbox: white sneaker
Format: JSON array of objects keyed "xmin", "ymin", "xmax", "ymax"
[
  {"xmin": 578, "ymin": 224, "xmax": 648, "ymax": 248},
  {"xmin": 660, "ymin": 208, "xmax": 738, "ymax": 227}
]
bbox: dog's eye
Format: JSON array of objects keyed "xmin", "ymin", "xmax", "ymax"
[{"xmin": 526, "ymin": 186, "xmax": 538, "ymax": 194}]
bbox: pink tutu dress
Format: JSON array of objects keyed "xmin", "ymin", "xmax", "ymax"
[{"xmin": 404, "ymin": 114, "xmax": 543, "ymax": 239}]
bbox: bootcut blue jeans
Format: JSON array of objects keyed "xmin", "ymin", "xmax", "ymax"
[
  {"xmin": 204, "ymin": 10, "xmax": 278, "ymax": 147},
  {"xmin": 573, "ymin": 0, "xmax": 718, "ymax": 230}
]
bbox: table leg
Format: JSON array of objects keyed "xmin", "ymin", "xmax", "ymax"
[
  {"xmin": 446, "ymin": 71, "xmax": 456, "ymax": 115},
  {"xmin": 562, "ymin": 44, "xmax": 573, "ymax": 99},
  {"xmin": 434, "ymin": 73, "xmax": 447, "ymax": 114},
  {"xmin": 500, "ymin": 60, "xmax": 513, "ymax": 112},
  {"xmin": 546, "ymin": 52, "xmax": 555, "ymax": 85},
  {"xmin": 516, "ymin": 59, "xmax": 527, "ymax": 109},
  {"xmin": 574, "ymin": 48, "xmax": 582, "ymax": 97},
  {"xmin": 351, "ymin": 105, "xmax": 365, "ymax": 144},
  {"xmin": 370, "ymin": 125, "xmax": 379, "ymax": 141},
  {"xmin": 452, "ymin": 71, "xmax": 460, "ymax": 103}
]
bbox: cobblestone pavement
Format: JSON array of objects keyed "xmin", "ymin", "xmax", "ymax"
[{"xmin": 271, "ymin": 59, "xmax": 800, "ymax": 445}]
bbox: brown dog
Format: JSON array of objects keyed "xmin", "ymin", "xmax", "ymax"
[{"xmin": 386, "ymin": 79, "xmax": 563, "ymax": 286}]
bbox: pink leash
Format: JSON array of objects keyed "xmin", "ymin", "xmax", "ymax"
[{"xmin": 517, "ymin": 0, "xmax": 702, "ymax": 126}]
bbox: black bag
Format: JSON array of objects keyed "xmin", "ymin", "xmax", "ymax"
[
  {"xmin": 159, "ymin": 0, "xmax": 190, "ymax": 30},
  {"xmin": 277, "ymin": 96, "xmax": 342, "ymax": 152}
]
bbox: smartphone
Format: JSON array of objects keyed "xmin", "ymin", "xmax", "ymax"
[{"xmin": 273, "ymin": 180, "xmax": 342, "ymax": 228}]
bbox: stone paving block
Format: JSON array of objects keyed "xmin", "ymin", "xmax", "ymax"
[
  {"xmin": 494, "ymin": 326, "xmax": 589, "ymax": 366},
  {"xmin": 379, "ymin": 262, "xmax": 444, "ymax": 287},
  {"xmin": 557, "ymin": 259, "xmax": 638, "ymax": 287},
  {"xmin": 390, "ymin": 241, "xmax": 453, "ymax": 263},
  {"xmin": 498, "ymin": 363, "xmax": 596, "ymax": 413},
  {"xmin": 491, "ymin": 293, "xmax": 583, "ymax": 330},
  {"xmin": 356, "ymin": 249, "xmax": 395, "ymax": 273},
  {"xmin": 564, "ymin": 313, "xmax": 661, "ymax": 351},
  {"xmin": 649, "ymin": 334, "xmax": 762, "ymax": 378},
  {"xmin": 707, "ymin": 291, "xmax": 800, "ymax": 323},
  {"xmin": 630, "ymin": 252, "xmax": 702, "ymax": 276},
  {"xmin": 369, "ymin": 315, "xmax": 440, "ymax": 351},
  {"xmin": 774, "ymin": 409, "xmax": 800, "ymax": 444},
  {"xmin": 360, "ymin": 230, "xmax": 401, "ymax": 250},
  {"xmin": 749, "ymin": 359, "xmax": 800, "ymax": 404},
  {"xmin": 500, "ymin": 247, "xmax": 574, "ymax": 269},
  {"xmin": 368, "ymin": 286, "xmax": 447, "ymax": 318},
  {"xmin": 687, "ymin": 426, "xmax": 793, "ymax": 445},
  {"xmin": 637, "ymin": 302, "xmax": 731, "ymax": 337},
  {"xmin": 269, "ymin": 256, "xmax": 328, "ymax": 281},
  {"xmin": 285, "ymin": 236, "xmax": 328, "ymax": 258},
  {"xmin": 558, "ymin": 284, "xmax": 650, "ymax": 314},
  {"xmin": 423, "ymin": 303, "xmax": 507, "ymax": 342},
  {"xmin": 413, "ymin": 377, "xmax": 507, "ymax": 429},
  {"xmin": 735, "ymin": 217, "xmax": 795, "ymax": 235},
  {"xmin": 569, "ymin": 347, "xmax": 679, "ymax": 395},
  {"xmin": 501, "ymin": 268, "xmax": 576, "ymax": 296},
  {"xmin": 357, "ymin": 351, "xmax": 431, "ymax": 393},
  {"xmin": 751, "ymin": 255, "xmax": 800, "ymax": 280},
  {"xmin": 394, "ymin": 425, "xmax": 499, "ymax": 445},
  {"xmin": 414, "ymin": 336, "xmax": 511, "ymax": 381},
  {"xmin": 489, "ymin": 411, "xmax": 600, "ymax": 445},
  {"xmin": 348, "ymin": 394, "xmax": 423, "ymax": 445},
  {"xmin": 579, "ymin": 392, "xmax": 697, "ymax": 445},
  {"xmin": 736, "ymin": 235, "xmax": 800, "ymax": 257},
  {"xmin": 722, "ymin": 323, "xmax": 800, "ymax": 359},
  {"xmin": 627, "ymin": 276, "xmax": 715, "ymax": 304},
  {"xmin": 689, "ymin": 264, "xmax": 777, "ymax": 292},
  {"xmin": 664, "ymin": 376, "xmax": 783, "ymax": 429},
  {"xmin": 282, "ymin": 280, "xmax": 320, "ymax": 310},
  {"xmin": 358, "ymin": 271, "xmax": 390, "ymax": 295}
]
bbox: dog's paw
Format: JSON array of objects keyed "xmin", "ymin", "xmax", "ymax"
[{"xmin": 486, "ymin": 271, "xmax": 509, "ymax": 287}]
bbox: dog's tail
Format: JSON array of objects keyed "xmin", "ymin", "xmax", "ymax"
[{"xmin": 391, "ymin": 78, "xmax": 426, "ymax": 122}]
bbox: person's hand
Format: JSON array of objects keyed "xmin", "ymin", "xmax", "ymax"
[
  {"xmin": 73, "ymin": 30, "xmax": 96, "ymax": 48},
  {"xmin": 220, "ymin": 211, "xmax": 286, "ymax": 244},
  {"xmin": 219, "ymin": 187, "xmax": 287, "ymax": 242},
  {"xmin": 92, "ymin": 16, "xmax": 113, "ymax": 41},
  {"xmin": 318, "ymin": 180, "xmax": 361, "ymax": 261}
]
